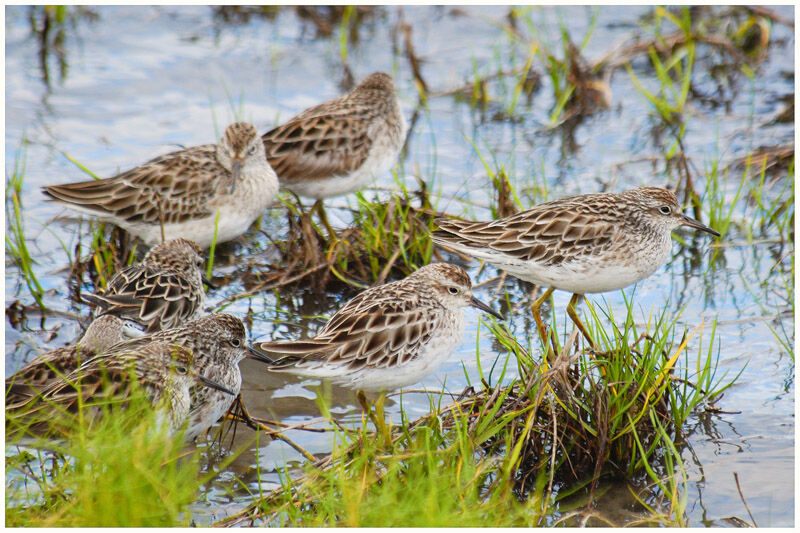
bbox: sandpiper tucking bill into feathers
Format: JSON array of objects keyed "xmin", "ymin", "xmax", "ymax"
[
  {"xmin": 43, "ymin": 122, "xmax": 278, "ymax": 249},
  {"xmin": 83, "ymin": 238, "xmax": 209, "ymax": 334},
  {"xmin": 262, "ymin": 71, "xmax": 406, "ymax": 201},
  {"xmin": 5, "ymin": 315, "xmax": 128, "ymax": 403},
  {"xmin": 433, "ymin": 186, "xmax": 720, "ymax": 347}
]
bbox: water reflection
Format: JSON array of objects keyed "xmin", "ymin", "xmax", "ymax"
[{"xmin": 4, "ymin": 4, "xmax": 794, "ymax": 527}]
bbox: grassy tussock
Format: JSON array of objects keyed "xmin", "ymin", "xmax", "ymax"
[
  {"xmin": 5, "ymin": 388, "xmax": 207, "ymax": 527},
  {"xmin": 236, "ymin": 177, "xmax": 439, "ymax": 295},
  {"xmin": 218, "ymin": 300, "xmax": 733, "ymax": 527}
]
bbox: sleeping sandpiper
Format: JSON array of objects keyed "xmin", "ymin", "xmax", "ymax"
[
  {"xmin": 5, "ymin": 315, "xmax": 127, "ymax": 403},
  {"xmin": 84, "ymin": 238, "xmax": 208, "ymax": 333},
  {"xmin": 7, "ymin": 341, "xmax": 235, "ymax": 438}
]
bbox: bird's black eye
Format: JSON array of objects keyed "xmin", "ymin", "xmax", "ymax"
[
  {"xmin": 248, "ymin": 144, "xmax": 257, "ymax": 155},
  {"xmin": 448, "ymin": 287, "xmax": 459, "ymax": 295},
  {"xmin": 176, "ymin": 365, "xmax": 188, "ymax": 375},
  {"xmin": 230, "ymin": 338, "xmax": 241, "ymax": 347},
  {"xmin": 659, "ymin": 205, "xmax": 672, "ymax": 215}
]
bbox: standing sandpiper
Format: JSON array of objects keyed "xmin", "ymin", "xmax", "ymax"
[
  {"xmin": 84, "ymin": 238, "xmax": 209, "ymax": 333},
  {"xmin": 251, "ymin": 263, "xmax": 501, "ymax": 443},
  {"xmin": 7, "ymin": 342, "xmax": 235, "ymax": 438},
  {"xmin": 43, "ymin": 122, "xmax": 279, "ymax": 249},
  {"xmin": 432, "ymin": 187, "xmax": 720, "ymax": 347},
  {"xmin": 262, "ymin": 72, "xmax": 406, "ymax": 201}
]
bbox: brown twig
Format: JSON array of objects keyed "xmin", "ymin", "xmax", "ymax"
[
  {"xmin": 744, "ymin": 5, "xmax": 793, "ymax": 27},
  {"xmin": 733, "ymin": 472, "xmax": 758, "ymax": 527}
]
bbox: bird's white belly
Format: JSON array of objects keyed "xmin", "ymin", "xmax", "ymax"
[
  {"xmin": 131, "ymin": 171, "xmax": 276, "ymax": 248},
  {"xmin": 285, "ymin": 132, "xmax": 402, "ymax": 200},
  {"xmin": 131, "ymin": 206, "xmax": 258, "ymax": 249},
  {"xmin": 467, "ymin": 241, "xmax": 672, "ymax": 294},
  {"xmin": 342, "ymin": 329, "xmax": 462, "ymax": 392},
  {"xmin": 289, "ymin": 314, "xmax": 466, "ymax": 393},
  {"xmin": 286, "ymin": 169, "xmax": 376, "ymax": 199}
]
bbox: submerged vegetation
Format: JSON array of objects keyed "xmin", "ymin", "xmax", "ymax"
[{"xmin": 6, "ymin": 4, "xmax": 793, "ymax": 528}]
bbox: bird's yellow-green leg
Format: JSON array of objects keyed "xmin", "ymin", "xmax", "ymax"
[
  {"xmin": 311, "ymin": 199, "xmax": 336, "ymax": 239},
  {"xmin": 356, "ymin": 389, "xmax": 371, "ymax": 418},
  {"xmin": 224, "ymin": 393, "xmax": 254, "ymax": 426},
  {"xmin": 567, "ymin": 293, "xmax": 597, "ymax": 350},
  {"xmin": 373, "ymin": 392, "xmax": 392, "ymax": 448},
  {"xmin": 357, "ymin": 390, "xmax": 392, "ymax": 447},
  {"xmin": 531, "ymin": 287, "xmax": 555, "ymax": 353}
]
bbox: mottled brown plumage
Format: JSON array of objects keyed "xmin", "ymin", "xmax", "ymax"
[
  {"xmin": 5, "ymin": 315, "xmax": 126, "ymax": 403},
  {"xmin": 433, "ymin": 187, "xmax": 720, "ymax": 347},
  {"xmin": 113, "ymin": 313, "xmax": 257, "ymax": 439},
  {"xmin": 7, "ymin": 342, "xmax": 234, "ymax": 438},
  {"xmin": 84, "ymin": 238, "xmax": 205, "ymax": 333},
  {"xmin": 252, "ymin": 263, "xmax": 500, "ymax": 392},
  {"xmin": 262, "ymin": 72, "xmax": 406, "ymax": 199},
  {"xmin": 43, "ymin": 122, "xmax": 278, "ymax": 248}
]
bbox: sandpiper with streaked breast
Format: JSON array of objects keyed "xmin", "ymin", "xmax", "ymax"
[
  {"xmin": 43, "ymin": 122, "xmax": 279, "ymax": 249},
  {"xmin": 432, "ymin": 186, "xmax": 720, "ymax": 348},
  {"xmin": 251, "ymin": 263, "xmax": 501, "ymax": 444}
]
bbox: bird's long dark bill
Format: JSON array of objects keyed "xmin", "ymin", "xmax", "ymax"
[
  {"xmin": 470, "ymin": 296, "xmax": 503, "ymax": 319},
  {"xmin": 246, "ymin": 345, "xmax": 275, "ymax": 364},
  {"xmin": 230, "ymin": 160, "xmax": 242, "ymax": 194},
  {"xmin": 198, "ymin": 375, "xmax": 236, "ymax": 396},
  {"xmin": 201, "ymin": 274, "xmax": 218, "ymax": 289},
  {"xmin": 681, "ymin": 214, "xmax": 721, "ymax": 237}
]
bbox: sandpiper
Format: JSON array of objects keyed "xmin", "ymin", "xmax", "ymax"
[
  {"xmin": 6, "ymin": 315, "xmax": 127, "ymax": 403},
  {"xmin": 251, "ymin": 263, "xmax": 501, "ymax": 443},
  {"xmin": 43, "ymin": 122, "xmax": 278, "ymax": 249},
  {"xmin": 432, "ymin": 187, "xmax": 720, "ymax": 346},
  {"xmin": 133, "ymin": 313, "xmax": 260, "ymax": 440},
  {"xmin": 7, "ymin": 342, "xmax": 235, "ymax": 438},
  {"xmin": 262, "ymin": 72, "xmax": 406, "ymax": 201},
  {"xmin": 84, "ymin": 238, "xmax": 208, "ymax": 333},
  {"xmin": 253, "ymin": 263, "xmax": 500, "ymax": 390}
]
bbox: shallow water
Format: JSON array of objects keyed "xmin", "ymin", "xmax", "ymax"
[{"xmin": 5, "ymin": 5, "xmax": 794, "ymax": 526}]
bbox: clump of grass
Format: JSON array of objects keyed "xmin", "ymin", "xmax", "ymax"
[
  {"xmin": 5, "ymin": 386, "xmax": 209, "ymax": 527},
  {"xmin": 703, "ymin": 150, "xmax": 794, "ymax": 254},
  {"xmin": 468, "ymin": 139, "xmax": 524, "ymax": 219},
  {"xmin": 83, "ymin": 223, "xmax": 133, "ymax": 289},
  {"xmin": 5, "ymin": 139, "xmax": 46, "ymax": 309},
  {"xmin": 336, "ymin": 177, "xmax": 435, "ymax": 284},
  {"xmin": 498, "ymin": 7, "xmax": 608, "ymax": 125},
  {"xmin": 237, "ymin": 177, "xmax": 440, "ymax": 296},
  {"xmin": 626, "ymin": 7, "xmax": 695, "ymax": 128},
  {"xmin": 218, "ymin": 297, "xmax": 735, "ymax": 527},
  {"xmin": 252, "ymin": 419, "xmax": 551, "ymax": 527}
]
